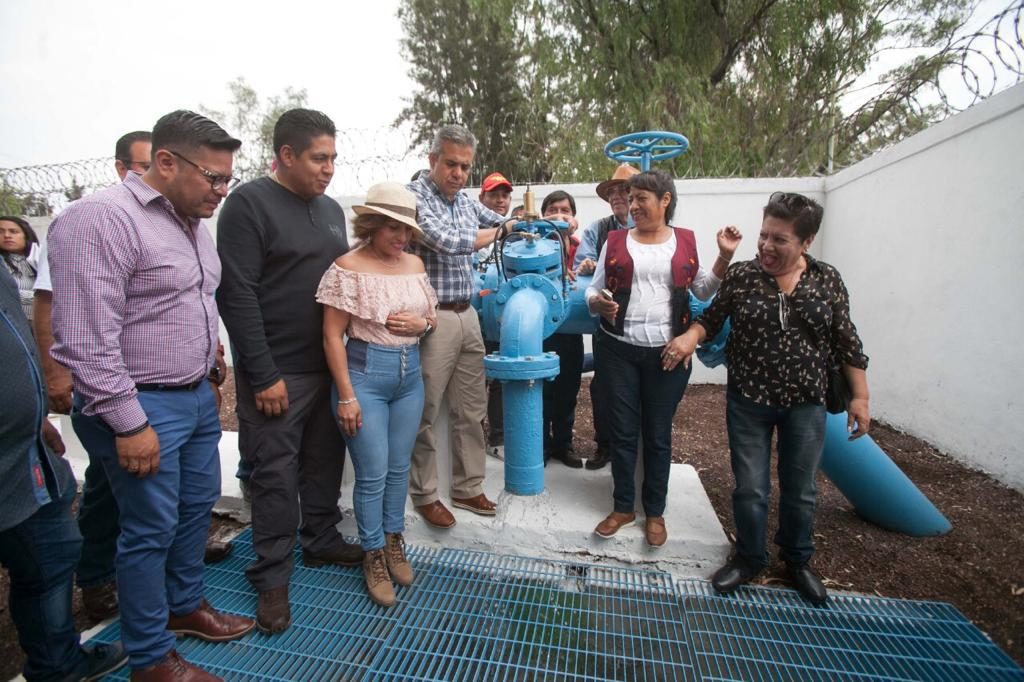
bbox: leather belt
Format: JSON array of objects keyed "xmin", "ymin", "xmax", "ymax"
[
  {"xmin": 136, "ymin": 379, "xmax": 204, "ymax": 392},
  {"xmin": 438, "ymin": 301, "xmax": 470, "ymax": 313}
]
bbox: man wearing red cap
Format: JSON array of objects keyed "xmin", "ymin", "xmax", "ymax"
[
  {"xmin": 479, "ymin": 172, "xmax": 513, "ymax": 217},
  {"xmin": 573, "ymin": 163, "xmax": 638, "ymax": 470}
]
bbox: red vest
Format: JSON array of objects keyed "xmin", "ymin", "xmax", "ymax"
[{"xmin": 601, "ymin": 227, "xmax": 700, "ymax": 337}]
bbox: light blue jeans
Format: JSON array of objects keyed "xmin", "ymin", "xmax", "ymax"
[{"xmin": 334, "ymin": 339, "xmax": 424, "ymax": 551}]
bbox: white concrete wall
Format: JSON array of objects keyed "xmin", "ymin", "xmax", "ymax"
[
  {"xmin": 31, "ymin": 84, "xmax": 1024, "ymax": 490},
  {"xmin": 822, "ymin": 83, "xmax": 1024, "ymax": 491}
]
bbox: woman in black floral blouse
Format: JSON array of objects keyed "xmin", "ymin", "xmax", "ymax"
[{"xmin": 675, "ymin": 192, "xmax": 870, "ymax": 606}]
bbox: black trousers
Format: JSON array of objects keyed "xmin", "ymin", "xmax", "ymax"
[
  {"xmin": 236, "ymin": 370, "xmax": 347, "ymax": 591},
  {"xmin": 590, "ymin": 334, "xmax": 611, "ymax": 450},
  {"xmin": 543, "ymin": 333, "xmax": 584, "ymax": 453}
]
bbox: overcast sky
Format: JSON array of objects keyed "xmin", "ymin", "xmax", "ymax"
[{"xmin": 0, "ymin": 0, "xmax": 415, "ymax": 172}]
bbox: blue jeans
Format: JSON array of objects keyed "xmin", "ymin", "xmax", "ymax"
[
  {"xmin": 726, "ymin": 388, "xmax": 826, "ymax": 567},
  {"xmin": 72, "ymin": 385, "xmax": 222, "ymax": 668},
  {"xmin": 334, "ymin": 340, "xmax": 424, "ymax": 551},
  {"xmin": 598, "ymin": 332, "xmax": 692, "ymax": 517},
  {"xmin": 0, "ymin": 482, "xmax": 85, "ymax": 681}
]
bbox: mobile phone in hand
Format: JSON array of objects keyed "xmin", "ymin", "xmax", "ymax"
[{"xmin": 600, "ymin": 288, "xmax": 614, "ymax": 300}]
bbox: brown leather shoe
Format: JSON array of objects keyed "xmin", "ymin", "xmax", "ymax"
[
  {"xmin": 364, "ymin": 548, "xmax": 396, "ymax": 607},
  {"xmin": 594, "ymin": 511, "xmax": 636, "ymax": 538},
  {"xmin": 203, "ymin": 539, "xmax": 233, "ymax": 564},
  {"xmin": 256, "ymin": 585, "xmax": 292, "ymax": 634},
  {"xmin": 302, "ymin": 540, "xmax": 364, "ymax": 567},
  {"xmin": 384, "ymin": 533, "xmax": 414, "ymax": 586},
  {"xmin": 451, "ymin": 493, "xmax": 497, "ymax": 516},
  {"xmin": 130, "ymin": 649, "xmax": 221, "ymax": 681},
  {"xmin": 167, "ymin": 599, "xmax": 255, "ymax": 642},
  {"xmin": 645, "ymin": 516, "xmax": 667, "ymax": 547},
  {"xmin": 415, "ymin": 500, "xmax": 456, "ymax": 528},
  {"xmin": 81, "ymin": 581, "xmax": 119, "ymax": 622}
]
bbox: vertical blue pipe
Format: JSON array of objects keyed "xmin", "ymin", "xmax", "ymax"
[{"xmin": 499, "ymin": 288, "xmax": 549, "ymax": 495}]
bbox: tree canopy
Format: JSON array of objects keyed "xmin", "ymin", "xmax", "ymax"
[
  {"xmin": 396, "ymin": 0, "xmax": 1003, "ymax": 182},
  {"xmin": 201, "ymin": 77, "xmax": 308, "ymax": 182}
]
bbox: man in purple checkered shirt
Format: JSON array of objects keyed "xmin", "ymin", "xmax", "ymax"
[{"xmin": 48, "ymin": 110, "xmax": 255, "ymax": 681}]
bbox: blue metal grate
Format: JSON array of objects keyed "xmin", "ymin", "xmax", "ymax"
[{"xmin": 91, "ymin": 530, "xmax": 1022, "ymax": 681}]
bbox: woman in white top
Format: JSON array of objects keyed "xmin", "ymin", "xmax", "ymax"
[
  {"xmin": 586, "ymin": 170, "xmax": 742, "ymax": 547},
  {"xmin": 317, "ymin": 183, "xmax": 438, "ymax": 608}
]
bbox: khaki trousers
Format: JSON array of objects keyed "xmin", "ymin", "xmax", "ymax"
[{"xmin": 409, "ymin": 307, "xmax": 488, "ymax": 505}]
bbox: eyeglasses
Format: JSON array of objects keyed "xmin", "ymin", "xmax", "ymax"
[
  {"xmin": 778, "ymin": 292, "xmax": 790, "ymax": 331},
  {"xmin": 769, "ymin": 191, "xmax": 817, "ymax": 214},
  {"xmin": 171, "ymin": 151, "xmax": 239, "ymax": 191}
]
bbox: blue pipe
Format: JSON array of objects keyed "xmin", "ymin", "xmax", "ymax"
[
  {"xmin": 821, "ymin": 413, "xmax": 951, "ymax": 536},
  {"xmin": 486, "ymin": 287, "xmax": 558, "ymax": 495}
]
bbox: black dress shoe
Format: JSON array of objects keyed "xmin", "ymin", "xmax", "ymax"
[
  {"xmin": 585, "ymin": 445, "xmax": 611, "ymax": 471},
  {"xmin": 711, "ymin": 555, "xmax": 763, "ymax": 594},
  {"xmin": 547, "ymin": 448, "xmax": 584, "ymax": 469},
  {"xmin": 786, "ymin": 562, "xmax": 828, "ymax": 605},
  {"xmin": 303, "ymin": 540, "xmax": 364, "ymax": 567}
]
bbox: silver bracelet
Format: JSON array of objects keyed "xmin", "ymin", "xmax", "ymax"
[{"xmin": 338, "ymin": 397, "xmax": 358, "ymax": 406}]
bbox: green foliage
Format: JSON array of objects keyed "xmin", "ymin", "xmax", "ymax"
[
  {"xmin": 397, "ymin": 0, "xmax": 976, "ymax": 180},
  {"xmin": 0, "ymin": 184, "xmax": 50, "ymax": 217},
  {"xmin": 201, "ymin": 77, "xmax": 308, "ymax": 182}
]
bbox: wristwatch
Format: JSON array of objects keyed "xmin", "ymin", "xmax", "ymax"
[{"xmin": 208, "ymin": 366, "xmax": 224, "ymax": 385}]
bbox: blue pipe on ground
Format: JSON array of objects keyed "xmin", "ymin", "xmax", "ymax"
[{"xmin": 821, "ymin": 413, "xmax": 951, "ymax": 536}]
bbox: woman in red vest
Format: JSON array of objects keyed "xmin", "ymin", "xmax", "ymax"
[{"xmin": 586, "ymin": 170, "xmax": 742, "ymax": 546}]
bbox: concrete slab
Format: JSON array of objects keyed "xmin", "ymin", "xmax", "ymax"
[{"xmin": 54, "ymin": 409, "xmax": 730, "ymax": 581}]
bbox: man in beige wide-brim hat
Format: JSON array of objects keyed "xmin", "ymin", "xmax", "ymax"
[{"xmin": 572, "ymin": 162, "xmax": 638, "ymax": 472}]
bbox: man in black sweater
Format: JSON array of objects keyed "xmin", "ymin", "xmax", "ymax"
[{"xmin": 217, "ymin": 109, "xmax": 358, "ymax": 634}]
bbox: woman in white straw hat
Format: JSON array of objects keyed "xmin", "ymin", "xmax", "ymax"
[{"xmin": 316, "ymin": 182, "xmax": 438, "ymax": 607}]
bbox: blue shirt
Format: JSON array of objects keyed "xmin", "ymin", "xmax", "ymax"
[
  {"xmin": 0, "ymin": 269, "xmax": 75, "ymax": 532},
  {"xmin": 408, "ymin": 174, "xmax": 505, "ymax": 303},
  {"xmin": 573, "ymin": 214, "xmax": 633, "ymax": 269}
]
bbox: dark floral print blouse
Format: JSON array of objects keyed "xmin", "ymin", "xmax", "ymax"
[{"xmin": 694, "ymin": 254, "xmax": 868, "ymax": 408}]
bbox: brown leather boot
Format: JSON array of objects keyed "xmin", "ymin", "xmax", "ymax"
[
  {"xmin": 384, "ymin": 533, "xmax": 414, "ymax": 586},
  {"xmin": 129, "ymin": 649, "xmax": 221, "ymax": 681},
  {"xmin": 81, "ymin": 581, "xmax": 119, "ymax": 622},
  {"xmin": 363, "ymin": 548, "xmax": 395, "ymax": 607},
  {"xmin": 256, "ymin": 585, "xmax": 292, "ymax": 634}
]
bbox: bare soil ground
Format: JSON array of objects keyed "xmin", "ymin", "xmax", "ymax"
[{"xmin": 1, "ymin": 378, "xmax": 1020, "ymax": 679}]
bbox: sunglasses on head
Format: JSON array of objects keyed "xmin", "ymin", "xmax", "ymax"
[{"xmin": 769, "ymin": 191, "xmax": 818, "ymax": 214}]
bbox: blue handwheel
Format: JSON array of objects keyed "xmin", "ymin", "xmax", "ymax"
[{"xmin": 604, "ymin": 131, "xmax": 689, "ymax": 171}]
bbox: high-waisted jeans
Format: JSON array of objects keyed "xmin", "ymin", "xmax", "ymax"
[{"xmin": 334, "ymin": 339, "xmax": 424, "ymax": 551}]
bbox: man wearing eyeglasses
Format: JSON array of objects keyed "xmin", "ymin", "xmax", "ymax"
[
  {"xmin": 48, "ymin": 110, "xmax": 255, "ymax": 680},
  {"xmin": 216, "ymin": 108, "xmax": 355, "ymax": 635},
  {"xmin": 32, "ymin": 130, "xmax": 153, "ymax": 626}
]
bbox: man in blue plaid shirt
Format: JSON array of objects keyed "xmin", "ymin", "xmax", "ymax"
[{"xmin": 407, "ymin": 125, "xmax": 514, "ymax": 528}]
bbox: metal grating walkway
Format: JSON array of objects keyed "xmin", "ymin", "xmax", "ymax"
[{"xmin": 91, "ymin": 530, "xmax": 1023, "ymax": 681}]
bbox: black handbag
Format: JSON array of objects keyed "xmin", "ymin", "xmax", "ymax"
[
  {"xmin": 824, "ymin": 360, "xmax": 851, "ymax": 415},
  {"xmin": 791, "ymin": 295, "xmax": 850, "ymax": 415}
]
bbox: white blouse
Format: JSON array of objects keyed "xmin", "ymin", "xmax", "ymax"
[{"xmin": 585, "ymin": 231, "xmax": 720, "ymax": 347}]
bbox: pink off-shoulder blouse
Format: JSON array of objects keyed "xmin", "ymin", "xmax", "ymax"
[{"xmin": 315, "ymin": 264, "xmax": 439, "ymax": 346}]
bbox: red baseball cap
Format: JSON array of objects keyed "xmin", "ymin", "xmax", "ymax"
[{"xmin": 481, "ymin": 172, "xmax": 513, "ymax": 193}]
